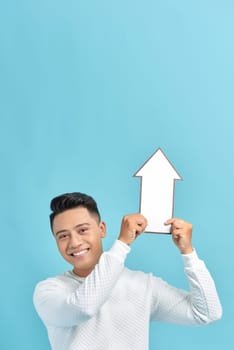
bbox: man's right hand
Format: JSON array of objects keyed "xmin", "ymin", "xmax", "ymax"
[{"xmin": 118, "ymin": 214, "xmax": 148, "ymax": 245}]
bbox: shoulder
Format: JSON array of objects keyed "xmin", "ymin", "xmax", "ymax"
[{"xmin": 34, "ymin": 271, "xmax": 80, "ymax": 296}]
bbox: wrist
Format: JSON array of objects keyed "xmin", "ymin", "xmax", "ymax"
[
  {"xmin": 118, "ymin": 236, "xmax": 131, "ymax": 246},
  {"xmin": 180, "ymin": 246, "xmax": 193, "ymax": 255},
  {"xmin": 108, "ymin": 240, "xmax": 131, "ymax": 262}
]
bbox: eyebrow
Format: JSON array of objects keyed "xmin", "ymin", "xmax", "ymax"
[{"xmin": 55, "ymin": 223, "xmax": 90, "ymax": 236}]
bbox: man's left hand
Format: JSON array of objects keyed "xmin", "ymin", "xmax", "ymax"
[{"xmin": 164, "ymin": 218, "xmax": 193, "ymax": 254}]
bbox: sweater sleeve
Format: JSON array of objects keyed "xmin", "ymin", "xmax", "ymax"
[
  {"xmin": 33, "ymin": 240, "xmax": 130, "ymax": 327},
  {"xmin": 150, "ymin": 250, "xmax": 222, "ymax": 325}
]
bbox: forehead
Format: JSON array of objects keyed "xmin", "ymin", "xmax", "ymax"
[{"xmin": 52, "ymin": 207, "xmax": 97, "ymax": 232}]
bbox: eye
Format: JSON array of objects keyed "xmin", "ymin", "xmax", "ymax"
[
  {"xmin": 79, "ymin": 228, "xmax": 88, "ymax": 235},
  {"xmin": 57, "ymin": 234, "xmax": 69, "ymax": 241}
]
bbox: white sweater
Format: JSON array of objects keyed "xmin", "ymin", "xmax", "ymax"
[{"xmin": 33, "ymin": 240, "xmax": 222, "ymax": 350}]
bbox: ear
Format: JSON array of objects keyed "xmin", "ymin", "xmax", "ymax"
[{"xmin": 99, "ymin": 221, "xmax": 107, "ymax": 238}]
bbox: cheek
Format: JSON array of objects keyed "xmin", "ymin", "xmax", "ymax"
[
  {"xmin": 92, "ymin": 238, "xmax": 103, "ymax": 252},
  {"xmin": 56, "ymin": 241, "xmax": 66, "ymax": 254}
]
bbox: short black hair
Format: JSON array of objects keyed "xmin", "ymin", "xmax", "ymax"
[{"xmin": 49, "ymin": 192, "xmax": 101, "ymax": 231}]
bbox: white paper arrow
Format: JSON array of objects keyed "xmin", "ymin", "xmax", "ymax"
[{"xmin": 134, "ymin": 148, "xmax": 182, "ymax": 234}]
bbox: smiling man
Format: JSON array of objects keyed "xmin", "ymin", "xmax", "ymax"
[
  {"xmin": 33, "ymin": 192, "xmax": 222, "ymax": 350},
  {"xmin": 53, "ymin": 206, "xmax": 106, "ymax": 277}
]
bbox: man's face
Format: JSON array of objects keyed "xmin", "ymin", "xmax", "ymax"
[{"xmin": 52, "ymin": 207, "xmax": 106, "ymax": 277}]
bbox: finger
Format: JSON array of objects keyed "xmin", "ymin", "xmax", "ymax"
[
  {"xmin": 174, "ymin": 222, "xmax": 184, "ymax": 230},
  {"xmin": 171, "ymin": 222, "xmax": 185, "ymax": 235},
  {"xmin": 165, "ymin": 218, "xmax": 183, "ymax": 225},
  {"xmin": 136, "ymin": 218, "xmax": 148, "ymax": 231},
  {"xmin": 136, "ymin": 223, "xmax": 146, "ymax": 234},
  {"xmin": 166, "ymin": 218, "xmax": 184, "ymax": 228},
  {"xmin": 171, "ymin": 225, "xmax": 183, "ymax": 236},
  {"xmin": 164, "ymin": 218, "xmax": 175, "ymax": 225}
]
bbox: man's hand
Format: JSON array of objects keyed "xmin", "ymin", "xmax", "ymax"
[
  {"xmin": 164, "ymin": 218, "xmax": 193, "ymax": 254},
  {"xmin": 118, "ymin": 214, "xmax": 148, "ymax": 245}
]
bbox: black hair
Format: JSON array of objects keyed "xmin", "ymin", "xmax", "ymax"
[{"xmin": 49, "ymin": 192, "xmax": 101, "ymax": 231}]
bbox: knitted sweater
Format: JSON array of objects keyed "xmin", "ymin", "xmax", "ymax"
[{"xmin": 33, "ymin": 240, "xmax": 222, "ymax": 350}]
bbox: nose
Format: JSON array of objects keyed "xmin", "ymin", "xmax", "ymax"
[{"xmin": 68, "ymin": 232, "xmax": 83, "ymax": 249}]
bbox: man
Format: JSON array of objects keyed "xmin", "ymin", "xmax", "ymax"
[{"xmin": 33, "ymin": 192, "xmax": 222, "ymax": 350}]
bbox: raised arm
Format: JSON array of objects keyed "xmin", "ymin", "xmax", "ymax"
[
  {"xmin": 151, "ymin": 218, "xmax": 222, "ymax": 324},
  {"xmin": 33, "ymin": 240, "xmax": 130, "ymax": 327}
]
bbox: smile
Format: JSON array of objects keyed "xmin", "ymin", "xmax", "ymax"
[{"xmin": 71, "ymin": 249, "xmax": 89, "ymax": 257}]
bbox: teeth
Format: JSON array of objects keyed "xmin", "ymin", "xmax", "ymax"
[{"xmin": 73, "ymin": 249, "xmax": 88, "ymax": 256}]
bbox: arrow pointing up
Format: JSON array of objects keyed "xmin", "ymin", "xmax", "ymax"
[{"xmin": 134, "ymin": 148, "xmax": 182, "ymax": 234}]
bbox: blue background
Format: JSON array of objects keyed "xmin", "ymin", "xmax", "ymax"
[{"xmin": 0, "ymin": 1, "xmax": 233, "ymax": 349}]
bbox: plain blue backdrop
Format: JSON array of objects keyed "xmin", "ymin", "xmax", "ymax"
[{"xmin": 0, "ymin": 1, "xmax": 233, "ymax": 349}]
